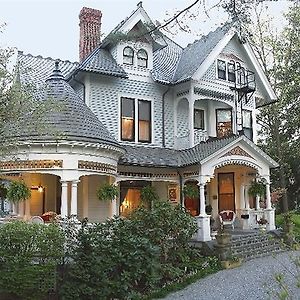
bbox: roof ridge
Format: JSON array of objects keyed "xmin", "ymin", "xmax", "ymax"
[{"xmin": 17, "ymin": 50, "xmax": 78, "ymax": 65}]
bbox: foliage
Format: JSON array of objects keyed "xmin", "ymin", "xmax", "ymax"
[
  {"xmin": 276, "ymin": 212, "xmax": 300, "ymax": 242},
  {"xmin": 96, "ymin": 183, "xmax": 118, "ymax": 201},
  {"xmin": 0, "ymin": 221, "xmax": 64, "ymax": 300},
  {"xmin": 248, "ymin": 179, "xmax": 266, "ymax": 198},
  {"xmin": 6, "ymin": 180, "xmax": 31, "ymax": 203},
  {"xmin": 0, "ymin": 182, "xmax": 7, "ymax": 199},
  {"xmin": 257, "ymin": 217, "xmax": 268, "ymax": 225},
  {"xmin": 183, "ymin": 184, "xmax": 199, "ymax": 199},
  {"xmin": 140, "ymin": 185, "xmax": 159, "ymax": 208}
]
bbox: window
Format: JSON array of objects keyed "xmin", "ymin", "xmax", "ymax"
[
  {"xmin": 121, "ymin": 97, "xmax": 151, "ymax": 143},
  {"xmin": 216, "ymin": 109, "xmax": 233, "ymax": 138},
  {"xmin": 194, "ymin": 109, "xmax": 205, "ymax": 130},
  {"xmin": 228, "ymin": 61, "xmax": 236, "ymax": 82},
  {"xmin": 217, "ymin": 59, "xmax": 226, "ymax": 80},
  {"xmin": 137, "ymin": 49, "xmax": 148, "ymax": 68},
  {"xmin": 242, "ymin": 110, "xmax": 253, "ymax": 140},
  {"xmin": 123, "ymin": 46, "xmax": 134, "ymax": 65},
  {"xmin": 138, "ymin": 100, "xmax": 151, "ymax": 142},
  {"xmin": 121, "ymin": 97, "xmax": 135, "ymax": 141}
]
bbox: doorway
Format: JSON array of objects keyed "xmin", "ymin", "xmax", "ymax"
[{"xmin": 218, "ymin": 172, "xmax": 235, "ymax": 212}]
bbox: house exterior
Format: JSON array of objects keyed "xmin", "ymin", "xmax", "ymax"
[{"xmin": 0, "ymin": 3, "xmax": 278, "ymax": 241}]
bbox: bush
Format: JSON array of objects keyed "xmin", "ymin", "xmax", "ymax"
[
  {"xmin": 0, "ymin": 221, "xmax": 64, "ymax": 300},
  {"xmin": 61, "ymin": 218, "xmax": 160, "ymax": 299}
]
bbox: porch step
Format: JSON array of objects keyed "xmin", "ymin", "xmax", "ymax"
[{"xmin": 230, "ymin": 231, "xmax": 284, "ymax": 261}]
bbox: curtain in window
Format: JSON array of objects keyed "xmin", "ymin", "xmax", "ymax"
[
  {"xmin": 121, "ymin": 97, "xmax": 135, "ymax": 141},
  {"xmin": 138, "ymin": 100, "xmax": 151, "ymax": 142}
]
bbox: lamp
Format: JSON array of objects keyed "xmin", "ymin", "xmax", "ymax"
[{"xmin": 38, "ymin": 185, "xmax": 43, "ymax": 193}]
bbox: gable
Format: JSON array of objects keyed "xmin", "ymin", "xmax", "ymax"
[{"xmin": 193, "ymin": 34, "xmax": 276, "ymax": 106}]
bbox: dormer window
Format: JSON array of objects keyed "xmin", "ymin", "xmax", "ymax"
[
  {"xmin": 217, "ymin": 59, "xmax": 226, "ymax": 80},
  {"xmin": 137, "ymin": 49, "xmax": 148, "ymax": 68},
  {"xmin": 123, "ymin": 46, "xmax": 134, "ymax": 65}
]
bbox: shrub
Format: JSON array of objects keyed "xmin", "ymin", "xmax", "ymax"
[
  {"xmin": 61, "ymin": 218, "xmax": 160, "ymax": 299},
  {"xmin": 0, "ymin": 221, "xmax": 64, "ymax": 300}
]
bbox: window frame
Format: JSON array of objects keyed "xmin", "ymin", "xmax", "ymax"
[
  {"xmin": 217, "ymin": 59, "xmax": 227, "ymax": 80},
  {"xmin": 194, "ymin": 108, "xmax": 205, "ymax": 130},
  {"xmin": 227, "ymin": 60, "xmax": 236, "ymax": 82},
  {"xmin": 138, "ymin": 99, "xmax": 152, "ymax": 143},
  {"xmin": 137, "ymin": 49, "xmax": 148, "ymax": 68},
  {"xmin": 216, "ymin": 108, "xmax": 233, "ymax": 138},
  {"xmin": 121, "ymin": 97, "xmax": 135, "ymax": 142},
  {"xmin": 242, "ymin": 109, "xmax": 253, "ymax": 140},
  {"xmin": 123, "ymin": 46, "xmax": 134, "ymax": 65}
]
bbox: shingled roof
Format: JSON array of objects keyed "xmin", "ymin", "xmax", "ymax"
[
  {"xmin": 119, "ymin": 135, "xmax": 240, "ymax": 168},
  {"xmin": 7, "ymin": 62, "xmax": 123, "ymax": 148}
]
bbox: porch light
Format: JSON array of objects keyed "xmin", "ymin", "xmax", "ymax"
[{"xmin": 38, "ymin": 185, "xmax": 44, "ymax": 193}]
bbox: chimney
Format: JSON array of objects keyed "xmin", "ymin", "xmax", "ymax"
[{"xmin": 79, "ymin": 7, "xmax": 102, "ymax": 62}]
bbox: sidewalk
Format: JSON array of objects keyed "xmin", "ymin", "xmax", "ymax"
[{"xmin": 162, "ymin": 251, "xmax": 300, "ymax": 300}]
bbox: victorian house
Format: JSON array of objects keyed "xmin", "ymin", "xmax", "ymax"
[{"xmin": 0, "ymin": 3, "xmax": 278, "ymax": 241}]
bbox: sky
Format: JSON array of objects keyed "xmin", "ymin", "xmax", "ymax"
[{"xmin": 0, "ymin": 0, "xmax": 291, "ymax": 62}]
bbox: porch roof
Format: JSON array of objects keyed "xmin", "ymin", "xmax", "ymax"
[{"xmin": 119, "ymin": 135, "xmax": 240, "ymax": 168}]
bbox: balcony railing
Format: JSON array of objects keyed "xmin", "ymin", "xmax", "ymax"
[{"xmin": 194, "ymin": 129, "xmax": 208, "ymax": 145}]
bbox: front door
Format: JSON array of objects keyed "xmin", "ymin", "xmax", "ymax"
[{"xmin": 218, "ymin": 173, "xmax": 235, "ymax": 212}]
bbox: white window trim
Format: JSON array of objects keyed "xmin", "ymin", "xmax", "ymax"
[{"xmin": 118, "ymin": 94, "xmax": 154, "ymax": 144}]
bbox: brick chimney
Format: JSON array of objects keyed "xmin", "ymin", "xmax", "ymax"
[{"xmin": 79, "ymin": 7, "xmax": 102, "ymax": 62}]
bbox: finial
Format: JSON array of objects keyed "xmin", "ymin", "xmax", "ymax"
[
  {"xmin": 55, "ymin": 60, "xmax": 59, "ymax": 70},
  {"xmin": 137, "ymin": 1, "xmax": 142, "ymax": 8}
]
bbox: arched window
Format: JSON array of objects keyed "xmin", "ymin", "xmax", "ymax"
[
  {"xmin": 123, "ymin": 46, "xmax": 134, "ymax": 65},
  {"xmin": 137, "ymin": 49, "xmax": 148, "ymax": 68}
]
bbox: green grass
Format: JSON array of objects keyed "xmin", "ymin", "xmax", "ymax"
[{"xmin": 276, "ymin": 211, "xmax": 300, "ymax": 240}]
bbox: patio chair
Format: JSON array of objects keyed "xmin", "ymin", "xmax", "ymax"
[
  {"xmin": 219, "ymin": 210, "xmax": 236, "ymax": 230},
  {"xmin": 30, "ymin": 216, "xmax": 45, "ymax": 224}
]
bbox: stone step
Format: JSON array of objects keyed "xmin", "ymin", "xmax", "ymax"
[{"xmin": 229, "ymin": 232, "xmax": 284, "ymax": 261}]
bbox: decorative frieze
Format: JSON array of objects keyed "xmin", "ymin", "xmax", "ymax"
[
  {"xmin": 183, "ymin": 171, "xmax": 199, "ymax": 178},
  {"xmin": 78, "ymin": 160, "xmax": 117, "ymax": 173},
  {"xmin": 222, "ymin": 146, "xmax": 253, "ymax": 159},
  {"xmin": 194, "ymin": 87, "xmax": 234, "ymax": 102},
  {"xmin": 176, "ymin": 90, "xmax": 189, "ymax": 98},
  {"xmin": 118, "ymin": 171, "xmax": 178, "ymax": 179},
  {"xmin": 0, "ymin": 160, "xmax": 63, "ymax": 170}
]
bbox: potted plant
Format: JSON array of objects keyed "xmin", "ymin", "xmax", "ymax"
[
  {"xmin": 140, "ymin": 185, "xmax": 158, "ymax": 209},
  {"xmin": 257, "ymin": 217, "xmax": 268, "ymax": 231},
  {"xmin": 7, "ymin": 181, "xmax": 31, "ymax": 203},
  {"xmin": 97, "ymin": 183, "xmax": 118, "ymax": 201},
  {"xmin": 183, "ymin": 184, "xmax": 199, "ymax": 199}
]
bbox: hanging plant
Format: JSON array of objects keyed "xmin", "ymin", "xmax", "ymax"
[
  {"xmin": 7, "ymin": 181, "xmax": 31, "ymax": 203},
  {"xmin": 248, "ymin": 179, "xmax": 266, "ymax": 198},
  {"xmin": 0, "ymin": 183, "xmax": 7, "ymax": 199},
  {"xmin": 140, "ymin": 185, "xmax": 158, "ymax": 208},
  {"xmin": 183, "ymin": 184, "xmax": 199, "ymax": 199},
  {"xmin": 97, "ymin": 183, "xmax": 118, "ymax": 201}
]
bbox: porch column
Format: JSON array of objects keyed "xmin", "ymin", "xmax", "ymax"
[
  {"xmin": 60, "ymin": 181, "xmax": 68, "ymax": 218},
  {"xmin": 255, "ymin": 195, "xmax": 260, "ymax": 210},
  {"xmin": 244, "ymin": 185, "xmax": 250, "ymax": 209},
  {"xmin": 71, "ymin": 180, "xmax": 80, "ymax": 216},
  {"xmin": 111, "ymin": 182, "xmax": 119, "ymax": 217},
  {"xmin": 265, "ymin": 182, "xmax": 272, "ymax": 209},
  {"xmin": 199, "ymin": 183, "xmax": 206, "ymax": 216},
  {"xmin": 188, "ymin": 98, "xmax": 195, "ymax": 148},
  {"xmin": 240, "ymin": 185, "xmax": 245, "ymax": 209},
  {"xmin": 25, "ymin": 198, "xmax": 31, "ymax": 219}
]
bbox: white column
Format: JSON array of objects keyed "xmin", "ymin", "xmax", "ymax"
[
  {"xmin": 245, "ymin": 185, "xmax": 250, "ymax": 209},
  {"xmin": 240, "ymin": 185, "xmax": 245, "ymax": 209},
  {"xmin": 199, "ymin": 183, "xmax": 206, "ymax": 216},
  {"xmin": 25, "ymin": 198, "xmax": 31, "ymax": 219},
  {"xmin": 60, "ymin": 181, "xmax": 68, "ymax": 218},
  {"xmin": 265, "ymin": 182, "xmax": 272, "ymax": 209},
  {"xmin": 188, "ymin": 98, "xmax": 195, "ymax": 148},
  {"xmin": 71, "ymin": 180, "xmax": 80, "ymax": 216},
  {"xmin": 255, "ymin": 195, "xmax": 260, "ymax": 210}
]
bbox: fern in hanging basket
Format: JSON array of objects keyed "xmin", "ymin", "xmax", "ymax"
[
  {"xmin": 248, "ymin": 179, "xmax": 266, "ymax": 198},
  {"xmin": 97, "ymin": 184, "xmax": 118, "ymax": 201},
  {"xmin": 183, "ymin": 184, "xmax": 199, "ymax": 199},
  {"xmin": 7, "ymin": 181, "xmax": 31, "ymax": 203},
  {"xmin": 140, "ymin": 185, "xmax": 158, "ymax": 206}
]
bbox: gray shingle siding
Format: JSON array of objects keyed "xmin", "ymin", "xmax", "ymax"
[{"xmin": 88, "ymin": 74, "xmax": 165, "ymax": 146}]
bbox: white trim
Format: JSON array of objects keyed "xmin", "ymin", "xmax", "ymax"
[
  {"xmin": 192, "ymin": 29, "xmax": 236, "ymax": 80},
  {"xmin": 243, "ymin": 42, "xmax": 277, "ymax": 101},
  {"xmin": 200, "ymin": 135, "xmax": 278, "ymax": 168}
]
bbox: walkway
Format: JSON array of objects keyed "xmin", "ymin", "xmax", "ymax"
[{"xmin": 162, "ymin": 251, "xmax": 300, "ymax": 300}]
